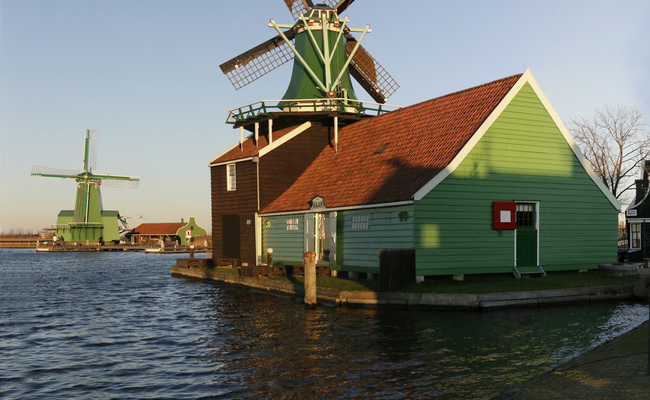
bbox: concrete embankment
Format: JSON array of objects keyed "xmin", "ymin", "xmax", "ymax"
[{"xmin": 170, "ymin": 265, "xmax": 636, "ymax": 310}]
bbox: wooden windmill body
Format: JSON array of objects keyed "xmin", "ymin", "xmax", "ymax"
[{"xmin": 211, "ymin": 0, "xmax": 399, "ymax": 266}]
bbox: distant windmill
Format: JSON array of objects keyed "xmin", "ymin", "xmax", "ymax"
[
  {"xmin": 220, "ymin": 0, "xmax": 399, "ymax": 108},
  {"xmin": 31, "ymin": 129, "xmax": 140, "ymax": 242}
]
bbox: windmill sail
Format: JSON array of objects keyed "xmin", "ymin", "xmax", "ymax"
[
  {"xmin": 221, "ymin": 0, "xmax": 398, "ymax": 103},
  {"xmin": 220, "ymin": 29, "xmax": 297, "ymax": 90},
  {"xmin": 346, "ymin": 41, "xmax": 399, "ymax": 103},
  {"xmin": 98, "ymin": 176, "xmax": 140, "ymax": 189},
  {"xmin": 31, "ymin": 165, "xmax": 81, "ymax": 178}
]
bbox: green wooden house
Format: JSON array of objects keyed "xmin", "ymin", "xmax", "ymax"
[
  {"xmin": 624, "ymin": 161, "xmax": 650, "ymax": 262},
  {"xmin": 256, "ymin": 71, "xmax": 620, "ymax": 279}
]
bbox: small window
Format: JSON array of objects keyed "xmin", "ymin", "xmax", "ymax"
[
  {"xmin": 287, "ymin": 218, "xmax": 299, "ymax": 231},
  {"xmin": 516, "ymin": 204, "xmax": 535, "ymax": 227},
  {"xmin": 630, "ymin": 223, "xmax": 641, "ymax": 249},
  {"xmin": 226, "ymin": 164, "xmax": 236, "ymax": 191},
  {"xmin": 351, "ymin": 215, "xmax": 369, "ymax": 231}
]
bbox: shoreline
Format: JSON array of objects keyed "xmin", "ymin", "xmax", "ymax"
[
  {"xmin": 170, "ymin": 264, "xmax": 639, "ymax": 310},
  {"xmin": 494, "ymin": 320, "xmax": 650, "ymax": 399}
]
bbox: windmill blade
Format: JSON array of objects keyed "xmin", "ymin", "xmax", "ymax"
[
  {"xmin": 284, "ymin": 0, "xmax": 311, "ymax": 20},
  {"xmin": 284, "ymin": 0, "xmax": 351, "ymax": 19},
  {"xmin": 346, "ymin": 39, "xmax": 399, "ymax": 103},
  {"xmin": 31, "ymin": 165, "xmax": 81, "ymax": 178},
  {"xmin": 220, "ymin": 28, "xmax": 297, "ymax": 90},
  {"xmin": 97, "ymin": 176, "xmax": 140, "ymax": 189},
  {"xmin": 84, "ymin": 130, "xmax": 98, "ymax": 172},
  {"xmin": 333, "ymin": 0, "xmax": 355, "ymax": 14}
]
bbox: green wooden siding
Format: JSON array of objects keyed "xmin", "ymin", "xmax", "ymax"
[
  {"xmin": 177, "ymin": 217, "xmax": 208, "ymax": 245},
  {"xmin": 337, "ymin": 205, "xmax": 415, "ymax": 272},
  {"xmin": 261, "ymin": 215, "xmax": 305, "ymax": 265},
  {"xmin": 415, "ymin": 83, "xmax": 618, "ymax": 276}
]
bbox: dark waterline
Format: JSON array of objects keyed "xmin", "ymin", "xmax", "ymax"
[{"xmin": 0, "ymin": 249, "xmax": 647, "ymax": 399}]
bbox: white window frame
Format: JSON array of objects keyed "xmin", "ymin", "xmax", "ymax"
[
  {"xmin": 351, "ymin": 214, "xmax": 369, "ymax": 231},
  {"xmin": 286, "ymin": 218, "xmax": 299, "ymax": 231},
  {"xmin": 226, "ymin": 163, "xmax": 236, "ymax": 191},
  {"xmin": 630, "ymin": 222, "xmax": 641, "ymax": 250}
]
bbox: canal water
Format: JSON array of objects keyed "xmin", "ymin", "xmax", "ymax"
[{"xmin": 0, "ymin": 249, "xmax": 647, "ymax": 399}]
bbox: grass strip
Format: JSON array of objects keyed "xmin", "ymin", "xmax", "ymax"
[{"xmin": 211, "ymin": 268, "xmax": 639, "ymax": 294}]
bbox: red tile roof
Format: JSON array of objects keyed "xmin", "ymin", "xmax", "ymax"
[
  {"xmin": 211, "ymin": 124, "xmax": 305, "ymax": 164},
  {"xmin": 261, "ymin": 74, "xmax": 522, "ymax": 213},
  {"xmin": 132, "ymin": 222, "xmax": 185, "ymax": 235}
]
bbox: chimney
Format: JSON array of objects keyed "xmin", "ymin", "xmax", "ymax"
[
  {"xmin": 635, "ymin": 160, "xmax": 650, "ymax": 202},
  {"xmin": 181, "ymin": 218, "xmax": 184, "ymax": 224}
]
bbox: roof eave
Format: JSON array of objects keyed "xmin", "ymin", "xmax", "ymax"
[{"xmin": 411, "ymin": 69, "xmax": 621, "ymax": 211}]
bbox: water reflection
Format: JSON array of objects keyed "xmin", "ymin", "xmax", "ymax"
[
  {"xmin": 198, "ymin": 284, "xmax": 647, "ymax": 399},
  {"xmin": 0, "ymin": 249, "xmax": 646, "ymax": 400}
]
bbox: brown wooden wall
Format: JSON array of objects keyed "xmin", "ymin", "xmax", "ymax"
[
  {"xmin": 210, "ymin": 160, "xmax": 258, "ymax": 266},
  {"xmin": 259, "ymin": 124, "xmax": 330, "ymax": 209},
  {"xmin": 210, "ymin": 122, "xmax": 331, "ymax": 266}
]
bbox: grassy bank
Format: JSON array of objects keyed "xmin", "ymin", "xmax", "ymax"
[
  {"xmin": 211, "ymin": 268, "xmax": 641, "ymax": 294},
  {"xmin": 399, "ymin": 271, "xmax": 641, "ymax": 294}
]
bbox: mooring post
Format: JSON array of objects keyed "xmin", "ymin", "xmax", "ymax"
[
  {"xmin": 304, "ymin": 252, "xmax": 317, "ymax": 307},
  {"xmin": 267, "ymin": 248, "xmax": 273, "ymax": 267}
]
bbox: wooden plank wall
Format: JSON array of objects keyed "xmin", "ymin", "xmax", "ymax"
[
  {"xmin": 414, "ymin": 83, "xmax": 618, "ymax": 276},
  {"xmin": 261, "ymin": 215, "xmax": 305, "ymax": 265},
  {"xmin": 211, "ymin": 161, "xmax": 258, "ymax": 265},
  {"xmin": 337, "ymin": 205, "xmax": 415, "ymax": 273},
  {"xmin": 211, "ymin": 122, "xmax": 331, "ymax": 266},
  {"xmin": 258, "ymin": 124, "xmax": 330, "ymax": 210}
]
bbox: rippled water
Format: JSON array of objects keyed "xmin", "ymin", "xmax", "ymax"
[{"xmin": 0, "ymin": 249, "xmax": 647, "ymax": 399}]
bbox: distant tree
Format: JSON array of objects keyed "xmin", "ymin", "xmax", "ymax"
[{"xmin": 570, "ymin": 105, "xmax": 649, "ymax": 205}]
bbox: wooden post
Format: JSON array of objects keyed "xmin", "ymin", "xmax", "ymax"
[
  {"xmin": 267, "ymin": 248, "xmax": 273, "ymax": 267},
  {"xmin": 304, "ymin": 252, "xmax": 317, "ymax": 307}
]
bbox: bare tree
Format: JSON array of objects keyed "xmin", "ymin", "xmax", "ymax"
[{"xmin": 570, "ymin": 105, "xmax": 649, "ymax": 204}]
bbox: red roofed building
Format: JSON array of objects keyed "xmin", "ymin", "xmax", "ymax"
[
  {"xmin": 210, "ymin": 71, "xmax": 619, "ymax": 279},
  {"xmin": 130, "ymin": 217, "xmax": 208, "ymax": 246}
]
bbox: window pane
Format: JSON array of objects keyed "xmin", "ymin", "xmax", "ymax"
[
  {"xmin": 351, "ymin": 215, "xmax": 369, "ymax": 230},
  {"xmin": 287, "ymin": 218, "xmax": 299, "ymax": 231},
  {"xmin": 630, "ymin": 223, "xmax": 641, "ymax": 249},
  {"xmin": 227, "ymin": 164, "xmax": 236, "ymax": 191}
]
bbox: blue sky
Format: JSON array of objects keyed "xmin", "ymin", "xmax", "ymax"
[{"xmin": 1, "ymin": 0, "xmax": 649, "ymax": 233}]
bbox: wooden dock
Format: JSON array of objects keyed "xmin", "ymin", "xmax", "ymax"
[{"xmin": 34, "ymin": 242, "xmax": 211, "ymax": 253}]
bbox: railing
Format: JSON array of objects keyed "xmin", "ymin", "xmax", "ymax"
[
  {"xmin": 52, "ymin": 222, "xmax": 104, "ymax": 229},
  {"xmin": 226, "ymin": 98, "xmax": 401, "ymax": 125}
]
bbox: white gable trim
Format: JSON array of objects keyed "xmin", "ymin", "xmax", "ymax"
[
  {"xmin": 208, "ymin": 121, "xmax": 312, "ymax": 166},
  {"xmin": 525, "ymin": 72, "xmax": 620, "ymax": 210},
  {"xmin": 412, "ymin": 70, "xmax": 621, "ymax": 211},
  {"xmin": 258, "ymin": 121, "xmax": 312, "ymax": 157},
  {"xmin": 209, "ymin": 137, "xmax": 252, "ymax": 166},
  {"xmin": 210, "ymin": 157, "xmax": 254, "ymax": 167}
]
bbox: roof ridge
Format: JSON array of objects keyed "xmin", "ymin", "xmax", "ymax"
[
  {"xmin": 396, "ymin": 73, "xmax": 524, "ymax": 112},
  {"xmin": 260, "ymin": 73, "xmax": 523, "ymax": 214},
  {"xmin": 339, "ymin": 73, "xmax": 524, "ymax": 131}
]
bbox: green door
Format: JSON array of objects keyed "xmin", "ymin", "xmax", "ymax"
[{"xmin": 516, "ymin": 203, "xmax": 538, "ymax": 269}]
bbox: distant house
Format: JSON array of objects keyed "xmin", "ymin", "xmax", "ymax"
[
  {"xmin": 625, "ymin": 161, "xmax": 650, "ymax": 262},
  {"xmin": 130, "ymin": 217, "xmax": 207, "ymax": 245},
  {"xmin": 211, "ymin": 71, "xmax": 620, "ymax": 278}
]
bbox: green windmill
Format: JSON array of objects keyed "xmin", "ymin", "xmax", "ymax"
[
  {"xmin": 219, "ymin": 0, "xmax": 399, "ymax": 112},
  {"xmin": 31, "ymin": 129, "xmax": 140, "ymax": 243}
]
